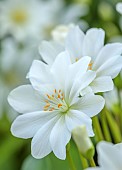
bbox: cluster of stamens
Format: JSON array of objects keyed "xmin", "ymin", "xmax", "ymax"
[{"xmin": 43, "ymin": 89, "xmax": 68, "ymax": 113}]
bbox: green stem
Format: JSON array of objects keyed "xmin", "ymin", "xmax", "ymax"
[
  {"xmin": 100, "ymin": 111, "xmax": 112, "ymax": 142},
  {"xmin": 66, "ymin": 149, "xmax": 76, "ymax": 170},
  {"xmin": 92, "ymin": 116, "xmax": 104, "ymax": 142},
  {"xmin": 89, "ymin": 158, "xmax": 96, "ymax": 167},
  {"xmin": 106, "ymin": 110, "xmax": 122, "ymax": 143},
  {"xmin": 79, "ymin": 154, "xmax": 88, "ymax": 169}
]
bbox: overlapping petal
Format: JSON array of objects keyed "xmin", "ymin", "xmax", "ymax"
[
  {"xmin": 90, "ymin": 76, "xmax": 114, "ymax": 93},
  {"xmin": 11, "ymin": 111, "xmax": 58, "ymax": 138},
  {"xmin": 8, "ymin": 85, "xmax": 44, "ymax": 113},
  {"xmin": 31, "ymin": 114, "xmax": 61, "ymax": 159},
  {"xmin": 65, "ymin": 110, "xmax": 94, "ymax": 137},
  {"xmin": 82, "ymin": 28, "xmax": 105, "ymax": 61},
  {"xmin": 96, "ymin": 55, "xmax": 122, "ymax": 78},
  {"xmin": 39, "ymin": 41, "xmax": 64, "ymax": 65},
  {"xmin": 71, "ymin": 93, "xmax": 105, "ymax": 117},
  {"xmin": 93, "ymin": 43, "xmax": 122, "ymax": 70},
  {"xmin": 66, "ymin": 26, "xmax": 84, "ymax": 62},
  {"xmin": 50, "ymin": 116, "xmax": 71, "ymax": 159}
]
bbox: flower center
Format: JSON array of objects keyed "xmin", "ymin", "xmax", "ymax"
[
  {"xmin": 44, "ymin": 89, "xmax": 69, "ymax": 113},
  {"xmin": 10, "ymin": 9, "xmax": 28, "ymax": 24}
]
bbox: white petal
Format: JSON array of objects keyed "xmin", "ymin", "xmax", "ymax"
[
  {"xmin": 96, "ymin": 55, "xmax": 122, "ymax": 78},
  {"xmin": 97, "ymin": 141, "xmax": 122, "ymax": 169},
  {"xmin": 65, "ymin": 56, "xmax": 91, "ymax": 99},
  {"xmin": 93, "ymin": 43, "xmax": 122, "ymax": 70},
  {"xmin": 51, "ymin": 51, "xmax": 71, "ymax": 88},
  {"xmin": 11, "ymin": 111, "xmax": 58, "ymax": 139},
  {"xmin": 83, "ymin": 28, "xmax": 105, "ymax": 60},
  {"xmin": 114, "ymin": 143, "xmax": 122, "ymax": 157},
  {"xmin": 50, "ymin": 116, "xmax": 71, "ymax": 160},
  {"xmin": 90, "ymin": 76, "xmax": 114, "ymax": 93},
  {"xmin": 39, "ymin": 41, "xmax": 64, "ymax": 65},
  {"xmin": 69, "ymin": 70, "xmax": 96, "ymax": 104},
  {"xmin": 72, "ymin": 93, "xmax": 105, "ymax": 117},
  {"xmin": 8, "ymin": 85, "xmax": 43, "ymax": 113},
  {"xmin": 116, "ymin": 3, "xmax": 122, "ymax": 15},
  {"xmin": 65, "ymin": 110, "xmax": 94, "ymax": 137},
  {"xmin": 31, "ymin": 114, "xmax": 61, "ymax": 159},
  {"xmin": 28, "ymin": 60, "xmax": 52, "ymax": 91},
  {"xmin": 66, "ymin": 26, "xmax": 85, "ymax": 62}
]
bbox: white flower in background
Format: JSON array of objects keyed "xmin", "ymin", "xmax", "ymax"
[
  {"xmin": 116, "ymin": 3, "xmax": 122, "ymax": 15},
  {"xmin": 103, "ymin": 87, "xmax": 119, "ymax": 112},
  {"xmin": 86, "ymin": 141, "xmax": 122, "ymax": 170},
  {"xmin": 0, "ymin": 0, "xmax": 42, "ymax": 40},
  {"xmin": 0, "ymin": 0, "xmax": 88, "ymax": 41},
  {"xmin": 39, "ymin": 26, "xmax": 122, "ymax": 93},
  {"xmin": 51, "ymin": 24, "xmax": 75, "ymax": 44},
  {"xmin": 8, "ymin": 52, "xmax": 105, "ymax": 160},
  {"xmin": 0, "ymin": 37, "xmax": 39, "ymax": 120},
  {"xmin": 0, "ymin": 37, "xmax": 38, "ymax": 78}
]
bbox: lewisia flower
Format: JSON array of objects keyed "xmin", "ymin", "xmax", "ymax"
[
  {"xmin": 0, "ymin": 0, "xmax": 42, "ymax": 40},
  {"xmin": 86, "ymin": 141, "xmax": 122, "ymax": 170},
  {"xmin": 8, "ymin": 52, "xmax": 105, "ymax": 160},
  {"xmin": 0, "ymin": 37, "xmax": 37, "ymax": 119},
  {"xmin": 116, "ymin": 3, "xmax": 122, "ymax": 15},
  {"xmin": 0, "ymin": 0, "xmax": 64, "ymax": 41},
  {"xmin": 0, "ymin": 0, "xmax": 88, "ymax": 41},
  {"xmin": 39, "ymin": 26, "xmax": 122, "ymax": 93}
]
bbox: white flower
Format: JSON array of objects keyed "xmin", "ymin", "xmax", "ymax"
[
  {"xmin": 51, "ymin": 24, "xmax": 75, "ymax": 44},
  {"xmin": 0, "ymin": 0, "xmax": 88, "ymax": 41},
  {"xmin": 86, "ymin": 141, "xmax": 122, "ymax": 170},
  {"xmin": 0, "ymin": 37, "xmax": 37, "ymax": 119},
  {"xmin": 8, "ymin": 52, "xmax": 105, "ymax": 160},
  {"xmin": 39, "ymin": 26, "xmax": 122, "ymax": 93},
  {"xmin": 103, "ymin": 87, "xmax": 119, "ymax": 112},
  {"xmin": 116, "ymin": 3, "xmax": 122, "ymax": 15},
  {"xmin": 0, "ymin": 0, "xmax": 41, "ymax": 40}
]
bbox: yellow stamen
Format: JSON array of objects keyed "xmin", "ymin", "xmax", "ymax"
[
  {"xmin": 88, "ymin": 62, "xmax": 93, "ymax": 70},
  {"xmin": 58, "ymin": 103, "xmax": 62, "ymax": 108},
  {"xmin": 58, "ymin": 94, "xmax": 61, "ymax": 98},
  {"xmin": 44, "ymin": 103, "xmax": 50, "ymax": 108}
]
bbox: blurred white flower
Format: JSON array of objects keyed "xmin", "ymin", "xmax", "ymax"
[
  {"xmin": 39, "ymin": 26, "xmax": 122, "ymax": 93},
  {"xmin": 116, "ymin": 3, "xmax": 122, "ymax": 15},
  {"xmin": 0, "ymin": 0, "xmax": 88, "ymax": 41},
  {"xmin": 51, "ymin": 24, "xmax": 75, "ymax": 44},
  {"xmin": 86, "ymin": 141, "xmax": 122, "ymax": 170},
  {"xmin": 0, "ymin": 37, "xmax": 39, "ymax": 120},
  {"xmin": 8, "ymin": 53, "xmax": 104, "ymax": 160}
]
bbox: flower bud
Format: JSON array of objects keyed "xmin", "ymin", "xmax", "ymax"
[
  {"xmin": 72, "ymin": 125, "xmax": 94, "ymax": 159},
  {"xmin": 51, "ymin": 24, "xmax": 74, "ymax": 44}
]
